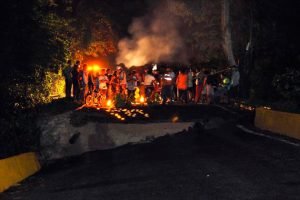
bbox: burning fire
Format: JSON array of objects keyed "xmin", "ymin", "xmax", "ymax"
[
  {"xmin": 106, "ymin": 99, "xmax": 113, "ymax": 108},
  {"xmin": 87, "ymin": 64, "xmax": 101, "ymax": 72},
  {"xmin": 140, "ymin": 96, "xmax": 145, "ymax": 103},
  {"xmin": 105, "ymin": 108, "xmax": 150, "ymax": 121}
]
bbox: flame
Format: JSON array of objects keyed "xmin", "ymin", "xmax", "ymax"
[
  {"xmin": 171, "ymin": 116, "xmax": 179, "ymax": 123},
  {"xmin": 87, "ymin": 64, "xmax": 101, "ymax": 72},
  {"xmin": 140, "ymin": 96, "xmax": 145, "ymax": 103},
  {"xmin": 93, "ymin": 65, "xmax": 100, "ymax": 71},
  {"xmin": 106, "ymin": 99, "xmax": 112, "ymax": 108},
  {"xmin": 135, "ymin": 87, "xmax": 140, "ymax": 100}
]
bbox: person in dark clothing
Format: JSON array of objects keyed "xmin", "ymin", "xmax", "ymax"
[
  {"xmin": 63, "ymin": 60, "xmax": 73, "ymax": 99},
  {"xmin": 105, "ymin": 68, "xmax": 112, "ymax": 98},
  {"xmin": 204, "ymin": 71, "xmax": 215, "ymax": 104},
  {"xmin": 110, "ymin": 70, "xmax": 119, "ymax": 98},
  {"xmin": 72, "ymin": 60, "xmax": 80, "ymax": 101},
  {"xmin": 194, "ymin": 68, "xmax": 204, "ymax": 104}
]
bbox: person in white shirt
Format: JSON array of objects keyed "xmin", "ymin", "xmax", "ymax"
[
  {"xmin": 127, "ymin": 71, "xmax": 138, "ymax": 100},
  {"xmin": 117, "ymin": 66, "xmax": 127, "ymax": 96},
  {"xmin": 144, "ymin": 72, "xmax": 156, "ymax": 98},
  {"xmin": 98, "ymin": 69, "xmax": 109, "ymax": 98}
]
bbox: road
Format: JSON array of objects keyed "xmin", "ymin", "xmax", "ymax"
[{"xmin": 2, "ymin": 106, "xmax": 300, "ymax": 200}]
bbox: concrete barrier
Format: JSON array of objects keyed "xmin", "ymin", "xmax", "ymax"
[
  {"xmin": 255, "ymin": 107, "xmax": 300, "ymax": 140},
  {"xmin": 0, "ymin": 152, "xmax": 41, "ymax": 193}
]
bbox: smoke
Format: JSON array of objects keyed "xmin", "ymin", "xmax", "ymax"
[{"xmin": 116, "ymin": 1, "xmax": 186, "ymax": 68}]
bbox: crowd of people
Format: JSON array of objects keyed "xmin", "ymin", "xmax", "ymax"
[{"xmin": 63, "ymin": 60, "xmax": 240, "ymax": 106}]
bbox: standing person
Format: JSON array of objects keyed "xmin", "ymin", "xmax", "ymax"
[
  {"xmin": 134, "ymin": 70, "xmax": 142, "ymax": 87},
  {"xmin": 230, "ymin": 66, "xmax": 240, "ymax": 101},
  {"xmin": 92, "ymin": 69, "xmax": 99, "ymax": 93},
  {"xmin": 88, "ymin": 69, "xmax": 94, "ymax": 95},
  {"xmin": 98, "ymin": 69, "xmax": 109, "ymax": 99},
  {"xmin": 105, "ymin": 68, "xmax": 112, "ymax": 81},
  {"xmin": 168, "ymin": 68, "xmax": 176, "ymax": 102},
  {"xmin": 80, "ymin": 64, "xmax": 89, "ymax": 103},
  {"xmin": 127, "ymin": 71, "xmax": 138, "ymax": 101},
  {"xmin": 72, "ymin": 60, "xmax": 80, "ymax": 101},
  {"xmin": 144, "ymin": 71, "xmax": 156, "ymax": 99},
  {"xmin": 117, "ymin": 66, "xmax": 127, "ymax": 97},
  {"xmin": 194, "ymin": 68, "xmax": 204, "ymax": 104},
  {"xmin": 161, "ymin": 68, "xmax": 173, "ymax": 104},
  {"xmin": 204, "ymin": 70, "xmax": 215, "ymax": 104},
  {"xmin": 140, "ymin": 68, "xmax": 149, "ymax": 97},
  {"xmin": 187, "ymin": 68, "xmax": 194, "ymax": 102},
  {"xmin": 110, "ymin": 71, "xmax": 119, "ymax": 98},
  {"xmin": 63, "ymin": 60, "xmax": 73, "ymax": 99},
  {"xmin": 105, "ymin": 68, "xmax": 112, "ymax": 98},
  {"xmin": 176, "ymin": 69, "xmax": 188, "ymax": 103},
  {"xmin": 216, "ymin": 73, "xmax": 230, "ymax": 104}
]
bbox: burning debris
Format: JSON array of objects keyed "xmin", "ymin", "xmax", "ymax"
[{"xmin": 105, "ymin": 108, "xmax": 150, "ymax": 122}]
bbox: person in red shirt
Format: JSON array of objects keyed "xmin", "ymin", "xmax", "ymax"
[{"xmin": 176, "ymin": 69, "xmax": 188, "ymax": 103}]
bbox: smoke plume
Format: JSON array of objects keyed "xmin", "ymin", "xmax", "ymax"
[{"xmin": 116, "ymin": 1, "xmax": 186, "ymax": 68}]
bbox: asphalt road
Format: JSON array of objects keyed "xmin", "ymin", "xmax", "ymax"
[{"xmin": 2, "ymin": 106, "xmax": 300, "ymax": 200}]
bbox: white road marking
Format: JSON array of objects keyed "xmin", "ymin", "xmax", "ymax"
[{"xmin": 236, "ymin": 125, "xmax": 300, "ymax": 147}]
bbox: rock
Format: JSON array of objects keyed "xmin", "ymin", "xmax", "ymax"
[
  {"xmin": 38, "ymin": 111, "xmax": 194, "ymax": 160},
  {"xmin": 69, "ymin": 132, "xmax": 81, "ymax": 144},
  {"xmin": 204, "ymin": 117, "xmax": 226, "ymax": 130}
]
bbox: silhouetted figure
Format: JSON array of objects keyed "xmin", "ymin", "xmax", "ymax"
[
  {"xmin": 63, "ymin": 60, "xmax": 73, "ymax": 99},
  {"xmin": 72, "ymin": 60, "xmax": 80, "ymax": 101}
]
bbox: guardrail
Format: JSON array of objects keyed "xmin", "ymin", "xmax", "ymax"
[
  {"xmin": 0, "ymin": 152, "xmax": 40, "ymax": 193},
  {"xmin": 255, "ymin": 107, "xmax": 300, "ymax": 140}
]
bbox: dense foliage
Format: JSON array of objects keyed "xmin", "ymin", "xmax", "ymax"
[{"xmin": 0, "ymin": 0, "xmax": 117, "ymax": 158}]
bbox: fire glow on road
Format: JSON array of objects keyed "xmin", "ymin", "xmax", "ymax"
[{"xmin": 105, "ymin": 108, "xmax": 150, "ymax": 121}]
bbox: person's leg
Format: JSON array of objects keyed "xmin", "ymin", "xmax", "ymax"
[
  {"xmin": 73, "ymin": 81, "xmax": 79, "ymax": 100},
  {"xmin": 79, "ymin": 84, "xmax": 84, "ymax": 102},
  {"xmin": 188, "ymin": 87, "xmax": 192, "ymax": 102},
  {"xmin": 199, "ymin": 85, "xmax": 203, "ymax": 103},
  {"xmin": 179, "ymin": 89, "xmax": 185, "ymax": 103},
  {"xmin": 146, "ymin": 86, "xmax": 152, "ymax": 98},
  {"xmin": 130, "ymin": 90, "xmax": 135, "ymax": 101},
  {"xmin": 72, "ymin": 81, "xmax": 76, "ymax": 99},
  {"xmin": 183, "ymin": 89, "xmax": 188, "ymax": 103},
  {"xmin": 192, "ymin": 86, "xmax": 196, "ymax": 101},
  {"xmin": 124, "ymin": 85, "xmax": 127, "ymax": 96},
  {"xmin": 195, "ymin": 85, "xmax": 200, "ymax": 103},
  {"xmin": 167, "ymin": 85, "xmax": 172, "ymax": 103},
  {"xmin": 76, "ymin": 83, "xmax": 81, "ymax": 100},
  {"xmin": 65, "ymin": 79, "xmax": 70, "ymax": 98},
  {"xmin": 206, "ymin": 85, "xmax": 214, "ymax": 104},
  {"xmin": 178, "ymin": 89, "xmax": 182, "ymax": 102},
  {"xmin": 161, "ymin": 86, "xmax": 166, "ymax": 104}
]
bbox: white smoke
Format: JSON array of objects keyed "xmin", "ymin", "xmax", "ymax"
[{"xmin": 116, "ymin": 1, "xmax": 185, "ymax": 68}]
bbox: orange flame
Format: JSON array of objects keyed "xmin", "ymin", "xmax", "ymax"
[
  {"xmin": 140, "ymin": 96, "xmax": 145, "ymax": 103},
  {"xmin": 106, "ymin": 99, "xmax": 112, "ymax": 108}
]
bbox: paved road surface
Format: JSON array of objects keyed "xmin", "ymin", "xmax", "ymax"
[{"xmin": 2, "ymin": 107, "xmax": 300, "ymax": 200}]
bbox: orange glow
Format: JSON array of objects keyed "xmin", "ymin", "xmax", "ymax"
[
  {"xmin": 106, "ymin": 99, "xmax": 112, "ymax": 108},
  {"xmin": 93, "ymin": 65, "xmax": 100, "ymax": 71},
  {"xmin": 140, "ymin": 96, "xmax": 145, "ymax": 103},
  {"xmin": 87, "ymin": 66, "xmax": 93, "ymax": 71},
  {"xmin": 87, "ymin": 64, "xmax": 101, "ymax": 72},
  {"xmin": 171, "ymin": 116, "xmax": 179, "ymax": 123}
]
